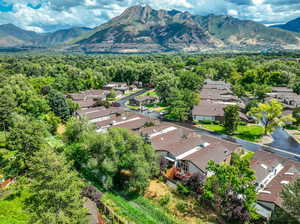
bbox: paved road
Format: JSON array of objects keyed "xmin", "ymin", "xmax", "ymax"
[{"xmin": 118, "ymin": 91, "xmax": 300, "ymax": 162}]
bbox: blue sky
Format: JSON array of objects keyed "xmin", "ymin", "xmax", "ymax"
[{"xmin": 0, "ymin": 0, "xmax": 300, "ymax": 32}]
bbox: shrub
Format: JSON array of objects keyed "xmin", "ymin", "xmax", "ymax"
[
  {"xmin": 176, "ymin": 201, "xmax": 188, "ymax": 213},
  {"xmin": 177, "ymin": 183, "xmax": 190, "ymax": 196},
  {"xmin": 159, "ymin": 194, "xmax": 171, "ymax": 206}
]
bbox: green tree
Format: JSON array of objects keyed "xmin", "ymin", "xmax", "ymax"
[
  {"xmin": 24, "ymin": 147, "xmax": 87, "ymax": 224},
  {"xmin": 64, "ymin": 118, "xmax": 95, "ymax": 144},
  {"xmin": 84, "ymin": 128, "xmax": 158, "ymax": 193},
  {"xmin": 249, "ymin": 99, "xmax": 295, "ymax": 134},
  {"xmin": 203, "ymin": 153, "xmax": 257, "ymax": 223},
  {"xmin": 6, "ymin": 114, "xmax": 48, "ymax": 173},
  {"xmin": 292, "ymin": 107, "xmax": 300, "ymax": 126},
  {"xmin": 107, "ymin": 89, "xmax": 117, "ymax": 100},
  {"xmin": 47, "ymin": 89, "xmax": 71, "ymax": 122},
  {"xmin": 223, "ymin": 105, "xmax": 240, "ymax": 134},
  {"xmin": 178, "ymin": 71, "xmax": 203, "ymax": 91},
  {"xmin": 153, "ymin": 73, "xmax": 179, "ymax": 104},
  {"xmin": 0, "ymin": 86, "xmax": 17, "ymax": 130},
  {"xmin": 42, "ymin": 112, "xmax": 61, "ymax": 135},
  {"xmin": 281, "ymin": 178, "xmax": 300, "ymax": 219},
  {"xmin": 293, "ymin": 79, "xmax": 300, "ymax": 95}
]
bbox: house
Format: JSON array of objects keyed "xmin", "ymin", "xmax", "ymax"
[
  {"xmin": 76, "ymin": 106, "xmax": 125, "ymax": 124},
  {"xmin": 66, "ymin": 89, "xmax": 109, "ymax": 109},
  {"xmin": 129, "ymin": 95, "xmax": 159, "ymax": 107},
  {"xmin": 192, "ymin": 100, "xmax": 247, "ymax": 122},
  {"xmin": 139, "ymin": 123, "xmax": 242, "ymax": 178},
  {"xmin": 251, "ymin": 150, "xmax": 300, "ymax": 220},
  {"xmin": 266, "ymin": 89, "xmax": 300, "ymax": 108},
  {"xmin": 271, "ymin": 87, "xmax": 293, "ymax": 93},
  {"xmin": 103, "ymin": 82, "xmax": 129, "ymax": 94}
]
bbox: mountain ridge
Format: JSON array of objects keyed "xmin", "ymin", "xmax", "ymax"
[
  {"xmin": 271, "ymin": 17, "xmax": 300, "ymax": 33},
  {"xmin": 0, "ymin": 5, "xmax": 300, "ymax": 52}
]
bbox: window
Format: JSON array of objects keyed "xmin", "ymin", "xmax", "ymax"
[{"xmin": 179, "ymin": 160, "xmax": 189, "ymax": 173}]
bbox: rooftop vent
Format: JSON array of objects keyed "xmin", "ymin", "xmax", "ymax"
[
  {"xmin": 261, "ymin": 164, "xmax": 268, "ymax": 170},
  {"xmin": 284, "ymin": 172, "xmax": 294, "ymax": 175},
  {"xmin": 280, "ymin": 180, "xmax": 289, "ymax": 185}
]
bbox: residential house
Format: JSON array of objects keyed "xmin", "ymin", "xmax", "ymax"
[
  {"xmin": 192, "ymin": 100, "xmax": 247, "ymax": 122},
  {"xmin": 103, "ymin": 82, "xmax": 129, "ymax": 94},
  {"xmin": 76, "ymin": 106, "xmax": 125, "ymax": 124},
  {"xmin": 251, "ymin": 150, "xmax": 300, "ymax": 220},
  {"xmin": 129, "ymin": 95, "xmax": 159, "ymax": 107},
  {"xmin": 139, "ymin": 123, "xmax": 242, "ymax": 178},
  {"xmin": 67, "ymin": 89, "xmax": 109, "ymax": 109}
]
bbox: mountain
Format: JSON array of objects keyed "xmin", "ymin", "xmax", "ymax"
[
  {"xmin": 0, "ymin": 24, "xmax": 91, "ymax": 48},
  {"xmin": 271, "ymin": 17, "xmax": 300, "ymax": 33},
  {"xmin": 40, "ymin": 27, "xmax": 92, "ymax": 45},
  {"xmin": 71, "ymin": 5, "xmax": 300, "ymax": 53},
  {"xmin": 0, "ymin": 24, "xmax": 40, "ymax": 47},
  {"xmin": 0, "ymin": 6, "xmax": 300, "ymax": 52}
]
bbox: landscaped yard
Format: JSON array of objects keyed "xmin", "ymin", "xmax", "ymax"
[
  {"xmin": 198, "ymin": 123, "xmax": 264, "ymax": 142},
  {"xmin": 145, "ymin": 103, "xmax": 168, "ymax": 113},
  {"xmin": 140, "ymin": 89, "xmax": 159, "ymax": 97},
  {"xmin": 0, "ymin": 188, "xmax": 29, "ymax": 224}
]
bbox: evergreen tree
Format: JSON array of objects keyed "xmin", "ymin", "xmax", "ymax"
[
  {"xmin": 25, "ymin": 147, "xmax": 87, "ymax": 224},
  {"xmin": 47, "ymin": 89, "xmax": 71, "ymax": 122},
  {"xmin": 223, "ymin": 105, "xmax": 240, "ymax": 134}
]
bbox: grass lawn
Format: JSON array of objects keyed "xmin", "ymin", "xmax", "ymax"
[
  {"xmin": 200, "ymin": 123, "xmax": 264, "ymax": 142},
  {"xmin": 140, "ymin": 89, "xmax": 159, "ymax": 97},
  {"xmin": 103, "ymin": 192, "xmax": 180, "ymax": 224},
  {"xmin": 145, "ymin": 103, "xmax": 168, "ymax": 113},
  {"xmin": 0, "ymin": 188, "xmax": 30, "ymax": 224}
]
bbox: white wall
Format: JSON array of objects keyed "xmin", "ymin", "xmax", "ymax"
[{"xmin": 193, "ymin": 115, "xmax": 216, "ymax": 121}]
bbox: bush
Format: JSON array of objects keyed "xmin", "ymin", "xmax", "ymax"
[
  {"xmin": 177, "ymin": 183, "xmax": 190, "ymax": 196},
  {"xmin": 176, "ymin": 201, "xmax": 188, "ymax": 213},
  {"xmin": 159, "ymin": 194, "xmax": 171, "ymax": 206}
]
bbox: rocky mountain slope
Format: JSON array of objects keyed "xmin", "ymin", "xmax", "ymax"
[
  {"xmin": 272, "ymin": 17, "xmax": 300, "ymax": 33},
  {"xmin": 0, "ymin": 24, "xmax": 91, "ymax": 47},
  {"xmin": 71, "ymin": 5, "xmax": 300, "ymax": 53},
  {"xmin": 1, "ymin": 5, "xmax": 300, "ymax": 52}
]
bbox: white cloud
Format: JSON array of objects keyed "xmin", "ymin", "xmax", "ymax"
[
  {"xmin": 228, "ymin": 9, "xmax": 238, "ymax": 16},
  {"xmin": 0, "ymin": 0, "xmax": 300, "ymax": 32}
]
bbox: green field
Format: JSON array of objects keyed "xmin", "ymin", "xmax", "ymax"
[
  {"xmin": 200, "ymin": 123, "xmax": 264, "ymax": 142},
  {"xmin": 103, "ymin": 192, "xmax": 182, "ymax": 224},
  {"xmin": 0, "ymin": 189, "xmax": 29, "ymax": 224}
]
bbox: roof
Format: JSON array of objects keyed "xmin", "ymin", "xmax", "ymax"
[
  {"xmin": 251, "ymin": 150, "xmax": 283, "ymax": 184},
  {"xmin": 77, "ymin": 107, "xmax": 124, "ymax": 120},
  {"xmin": 192, "ymin": 100, "xmax": 229, "ymax": 117},
  {"xmin": 67, "ymin": 89, "xmax": 107, "ymax": 101},
  {"xmin": 77, "ymin": 100, "xmax": 96, "ymax": 108},
  {"xmin": 257, "ymin": 163, "xmax": 300, "ymax": 208},
  {"xmin": 271, "ymin": 87, "xmax": 293, "ymax": 93},
  {"xmin": 251, "ymin": 150, "xmax": 300, "ymax": 208}
]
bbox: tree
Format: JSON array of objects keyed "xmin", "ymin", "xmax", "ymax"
[
  {"xmin": 292, "ymin": 107, "xmax": 300, "ymax": 126},
  {"xmin": 83, "ymin": 128, "xmax": 158, "ymax": 193},
  {"xmin": 223, "ymin": 105, "xmax": 240, "ymax": 134},
  {"xmin": 153, "ymin": 73, "xmax": 179, "ymax": 104},
  {"xmin": 24, "ymin": 147, "xmax": 87, "ymax": 224},
  {"xmin": 64, "ymin": 118, "xmax": 95, "ymax": 144},
  {"xmin": 203, "ymin": 153, "xmax": 257, "ymax": 223},
  {"xmin": 6, "ymin": 114, "xmax": 48, "ymax": 173},
  {"xmin": 47, "ymin": 89, "xmax": 71, "ymax": 122},
  {"xmin": 166, "ymin": 88, "xmax": 199, "ymax": 121},
  {"xmin": 281, "ymin": 178, "xmax": 300, "ymax": 219},
  {"xmin": 0, "ymin": 86, "xmax": 17, "ymax": 130},
  {"xmin": 293, "ymin": 79, "xmax": 300, "ymax": 95},
  {"xmin": 178, "ymin": 71, "xmax": 204, "ymax": 91},
  {"xmin": 249, "ymin": 99, "xmax": 295, "ymax": 134},
  {"xmin": 253, "ymin": 84, "xmax": 271, "ymax": 100},
  {"xmin": 107, "ymin": 89, "xmax": 117, "ymax": 100},
  {"xmin": 42, "ymin": 112, "xmax": 61, "ymax": 135}
]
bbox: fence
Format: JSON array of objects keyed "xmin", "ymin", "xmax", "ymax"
[{"xmin": 98, "ymin": 200, "xmax": 128, "ymax": 224}]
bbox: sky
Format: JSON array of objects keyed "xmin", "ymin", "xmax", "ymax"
[{"xmin": 0, "ymin": 0, "xmax": 300, "ymax": 33}]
